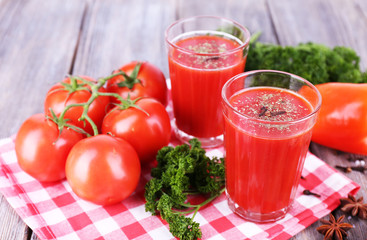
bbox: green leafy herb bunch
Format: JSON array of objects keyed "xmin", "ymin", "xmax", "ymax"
[{"xmin": 145, "ymin": 139, "xmax": 225, "ymax": 240}]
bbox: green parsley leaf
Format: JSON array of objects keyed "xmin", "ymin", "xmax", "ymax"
[
  {"xmin": 145, "ymin": 139, "xmax": 225, "ymax": 240},
  {"xmin": 245, "ymin": 37, "xmax": 367, "ymax": 84}
]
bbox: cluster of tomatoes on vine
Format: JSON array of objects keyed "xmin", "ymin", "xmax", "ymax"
[{"xmin": 15, "ymin": 61, "xmax": 171, "ymax": 205}]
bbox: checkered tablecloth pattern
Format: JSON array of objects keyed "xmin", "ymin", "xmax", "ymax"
[{"xmin": 0, "ymin": 133, "xmax": 360, "ymax": 240}]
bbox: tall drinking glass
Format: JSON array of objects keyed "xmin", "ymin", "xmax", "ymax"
[
  {"xmin": 222, "ymin": 70, "xmax": 322, "ymax": 222},
  {"xmin": 165, "ymin": 16, "xmax": 250, "ymax": 148}
]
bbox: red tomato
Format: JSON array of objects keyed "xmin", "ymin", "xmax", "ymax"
[
  {"xmin": 15, "ymin": 113, "xmax": 84, "ymax": 182},
  {"xmin": 65, "ymin": 135, "xmax": 141, "ymax": 205},
  {"xmin": 106, "ymin": 61, "xmax": 168, "ymax": 106},
  {"xmin": 44, "ymin": 76, "xmax": 110, "ymax": 135},
  {"xmin": 102, "ymin": 98, "xmax": 171, "ymax": 164}
]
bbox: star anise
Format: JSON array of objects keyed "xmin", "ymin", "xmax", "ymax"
[
  {"xmin": 316, "ymin": 214, "xmax": 353, "ymax": 240},
  {"xmin": 340, "ymin": 194, "xmax": 367, "ymax": 220}
]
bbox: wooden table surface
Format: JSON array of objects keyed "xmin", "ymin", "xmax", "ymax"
[{"xmin": 0, "ymin": 0, "xmax": 366, "ymax": 239}]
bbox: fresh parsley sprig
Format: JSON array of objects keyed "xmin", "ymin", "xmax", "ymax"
[
  {"xmin": 145, "ymin": 139, "xmax": 225, "ymax": 240},
  {"xmin": 245, "ymin": 34, "xmax": 367, "ymax": 84}
]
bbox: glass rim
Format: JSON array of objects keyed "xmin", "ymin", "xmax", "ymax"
[
  {"xmin": 165, "ymin": 15, "xmax": 251, "ymax": 57},
  {"xmin": 221, "ymin": 70, "xmax": 322, "ymax": 125}
]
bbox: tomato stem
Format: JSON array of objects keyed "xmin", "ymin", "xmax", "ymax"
[
  {"xmin": 116, "ymin": 62, "xmax": 142, "ymax": 89},
  {"xmin": 53, "ymin": 71, "xmax": 129, "ymax": 137},
  {"xmin": 70, "ymin": 76, "xmax": 78, "ymax": 89},
  {"xmin": 171, "ymin": 188, "xmax": 225, "ymax": 219},
  {"xmin": 47, "ymin": 108, "xmax": 91, "ymax": 139},
  {"xmin": 58, "ymin": 103, "xmax": 84, "ymax": 123}
]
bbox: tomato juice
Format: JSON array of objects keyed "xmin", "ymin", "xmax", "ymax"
[
  {"xmin": 168, "ymin": 30, "xmax": 248, "ymax": 145},
  {"xmin": 223, "ymin": 85, "xmax": 318, "ymax": 222}
]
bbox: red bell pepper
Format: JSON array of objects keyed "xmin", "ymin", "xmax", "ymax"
[{"xmin": 311, "ymin": 82, "xmax": 367, "ymax": 155}]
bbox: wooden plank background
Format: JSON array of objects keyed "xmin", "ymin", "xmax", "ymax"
[{"xmin": 0, "ymin": 0, "xmax": 366, "ymax": 239}]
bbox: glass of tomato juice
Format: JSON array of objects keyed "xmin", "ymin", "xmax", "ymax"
[
  {"xmin": 221, "ymin": 70, "xmax": 322, "ymax": 222},
  {"xmin": 165, "ymin": 16, "xmax": 250, "ymax": 148}
]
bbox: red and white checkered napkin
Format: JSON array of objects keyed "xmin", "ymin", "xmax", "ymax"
[{"xmin": 0, "ymin": 135, "xmax": 360, "ymax": 240}]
